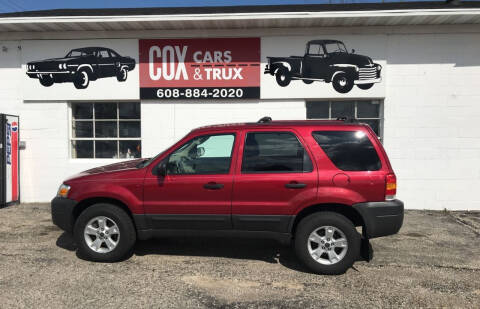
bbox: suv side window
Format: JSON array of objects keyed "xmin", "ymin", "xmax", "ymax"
[
  {"xmin": 312, "ymin": 131, "xmax": 381, "ymax": 171},
  {"xmin": 167, "ymin": 134, "xmax": 235, "ymax": 175},
  {"xmin": 241, "ymin": 132, "xmax": 313, "ymax": 173}
]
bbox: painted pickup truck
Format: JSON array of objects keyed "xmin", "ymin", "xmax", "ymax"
[
  {"xmin": 26, "ymin": 47, "xmax": 135, "ymax": 89},
  {"xmin": 264, "ymin": 40, "xmax": 382, "ymax": 94}
]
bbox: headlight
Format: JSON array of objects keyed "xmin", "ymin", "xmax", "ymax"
[
  {"xmin": 377, "ymin": 64, "xmax": 382, "ymax": 71},
  {"xmin": 63, "ymin": 63, "xmax": 67, "ymax": 69},
  {"xmin": 32, "ymin": 64, "xmax": 35, "ymax": 69},
  {"xmin": 58, "ymin": 63, "xmax": 62, "ymax": 69},
  {"xmin": 57, "ymin": 184, "xmax": 71, "ymax": 198}
]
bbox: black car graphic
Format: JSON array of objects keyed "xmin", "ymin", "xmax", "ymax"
[
  {"xmin": 264, "ymin": 40, "xmax": 382, "ymax": 93},
  {"xmin": 26, "ymin": 47, "xmax": 136, "ymax": 89}
]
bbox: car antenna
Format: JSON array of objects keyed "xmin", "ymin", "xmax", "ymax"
[{"xmin": 257, "ymin": 116, "xmax": 272, "ymax": 123}]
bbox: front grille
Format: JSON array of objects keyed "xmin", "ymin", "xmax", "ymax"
[{"xmin": 359, "ymin": 67, "xmax": 377, "ymax": 80}]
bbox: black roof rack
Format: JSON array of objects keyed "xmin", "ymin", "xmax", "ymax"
[
  {"xmin": 336, "ymin": 116, "xmax": 359, "ymax": 123},
  {"xmin": 257, "ymin": 116, "xmax": 272, "ymax": 123}
]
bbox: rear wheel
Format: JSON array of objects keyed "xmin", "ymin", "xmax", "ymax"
[
  {"xmin": 294, "ymin": 212, "xmax": 360, "ymax": 275},
  {"xmin": 116, "ymin": 67, "xmax": 128, "ymax": 82},
  {"xmin": 275, "ymin": 67, "xmax": 291, "ymax": 87},
  {"xmin": 73, "ymin": 69, "xmax": 90, "ymax": 89},
  {"xmin": 74, "ymin": 203, "xmax": 136, "ymax": 262}
]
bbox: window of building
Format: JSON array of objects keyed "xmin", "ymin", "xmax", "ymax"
[
  {"xmin": 306, "ymin": 100, "xmax": 383, "ymax": 139},
  {"xmin": 167, "ymin": 134, "xmax": 235, "ymax": 175},
  {"xmin": 71, "ymin": 102, "xmax": 141, "ymax": 159},
  {"xmin": 312, "ymin": 131, "xmax": 381, "ymax": 171},
  {"xmin": 241, "ymin": 132, "xmax": 313, "ymax": 173}
]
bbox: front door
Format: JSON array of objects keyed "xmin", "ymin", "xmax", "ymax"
[
  {"xmin": 95, "ymin": 49, "xmax": 115, "ymax": 77},
  {"xmin": 232, "ymin": 130, "xmax": 318, "ymax": 232},
  {"xmin": 143, "ymin": 132, "xmax": 237, "ymax": 230},
  {"xmin": 303, "ymin": 43, "xmax": 329, "ymax": 79}
]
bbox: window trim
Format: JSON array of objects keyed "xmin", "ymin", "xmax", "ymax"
[
  {"xmin": 164, "ymin": 132, "xmax": 237, "ymax": 176},
  {"xmin": 69, "ymin": 102, "xmax": 141, "ymax": 159},
  {"xmin": 306, "ymin": 100, "xmax": 384, "ymax": 141},
  {"xmin": 240, "ymin": 130, "xmax": 314, "ymax": 174}
]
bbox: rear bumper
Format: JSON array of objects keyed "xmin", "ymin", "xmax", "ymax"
[
  {"xmin": 51, "ymin": 197, "xmax": 77, "ymax": 233},
  {"xmin": 353, "ymin": 199, "xmax": 404, "ymax": 239}
]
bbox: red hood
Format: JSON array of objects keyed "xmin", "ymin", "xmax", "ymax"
[{"xmin": 65, "ymin": 158, "xmax": 148, "ymax": 182}]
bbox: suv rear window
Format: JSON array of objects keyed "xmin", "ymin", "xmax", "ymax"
[
  {"xmin": 312, "ymin": 131, "xmax": 381, "ymax": 171},
  {"xmin": 242, "ymin": 132, "xmax": 313, "ymax": 173}
]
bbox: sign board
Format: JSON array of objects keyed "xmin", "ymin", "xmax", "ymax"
[
  {"xmin": 1, "ymin": 114, "xmax": 19, "ymax": 206},
  {"xmin": 260, "ymin": 35, "xmax": 386, "ymax": 99},
  {"xmin": 22, "ymin": 39, "xmax": 139, "ymax": 100},
  {"xmin": 139, "ymin": 38, "xmax": 261, "ymax": 100},
  {"xmin": 20, "ymin": 36, "xmax": 386, "ymax": 101}
]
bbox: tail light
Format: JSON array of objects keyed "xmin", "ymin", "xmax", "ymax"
[{"xmin": 385, "ymin": 173, "xmax": 396, "ymax": 200}]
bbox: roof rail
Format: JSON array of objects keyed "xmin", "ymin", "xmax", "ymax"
[
  {"xmin": 257, "ymin": 116, "xmax": 272, "ymax": 123},
  {"xmin": 336, "ymin": 116, "xmax": 358, "ymax": 123}
]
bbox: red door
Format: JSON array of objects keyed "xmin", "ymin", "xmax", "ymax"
[
  {"xmin": 231, "ymin": 129, "xmax": 318, "ymax": 232},
  {"xmin": 143, "ymin": 132, "xmax": 238, "ymax": 230}
]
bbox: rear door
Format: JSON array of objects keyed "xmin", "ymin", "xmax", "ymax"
[
  {"xmin": 311, "ymin": 128, "xmax": 386, "ymax": 202},
  {"xmin": 231, "ymin": 129, "xmax": 318, "ymax": 232}
]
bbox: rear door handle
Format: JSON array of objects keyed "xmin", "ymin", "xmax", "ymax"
[
  {"xmin": 285, "ymin": 182, "xmax": 307, "ymax": 189},
  {"xmin": 203, "ymin": 182, "xmax": 224, "ymax": 190}
]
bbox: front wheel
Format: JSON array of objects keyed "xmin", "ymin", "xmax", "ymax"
[
  {"xmin": 294, "ymin": 212, "xmax": 360, "ymax": 275},
  {"xmin": 275, "ymin": 67, "xmax": 291, "ymax": 87},
  {"xmin": 39, "ymin": 75, "xmax": 54, "ymax": 87},
  {"xmin": 357, "ymin": 83, "xmax": 374, "ymax": 90},
  {"xmin": 332, "ymin": 72, "xmax": 354, "ymax": 94},
  {"xmin": 74, "ymin": 204, "xmax": 136, "ymax": 262}
]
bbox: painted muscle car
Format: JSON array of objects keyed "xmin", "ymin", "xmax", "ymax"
[{"xmin": 26, "ymin": 47, "xmax": 135, "ymax": 89}]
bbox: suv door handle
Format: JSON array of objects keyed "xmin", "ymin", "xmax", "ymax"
[
  {"xmin": 203, "ymin": 182, "xmax": 224, "ymax": 190},
  {"xmin": 285, "ymin": 182, "xmax": 307, "ymax": 189}
]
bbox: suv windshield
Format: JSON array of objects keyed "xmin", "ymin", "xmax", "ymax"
[{"xmin": 324, "ymin": 42, "xmax": 347, "ymax": 54}]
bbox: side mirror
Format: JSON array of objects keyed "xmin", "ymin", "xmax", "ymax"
[
  {"xmin": 153, "ymin": 161, "xmax": 167, "ymax": 176},
  {"xmin": 196, "ymin": 147, "xmax": 205, "ymax": 158},
  {"xmin": 351, "ymin": 49, "xmax": 355, "ymax": 54}
]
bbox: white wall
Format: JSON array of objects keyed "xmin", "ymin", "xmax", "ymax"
[
  {"xmin": 2, "ymin": 25, "xmax": 480, "ymax": 209},
  {"xmin": 384, "ymin": 33, "xmax": 480, "ymax": 210}
]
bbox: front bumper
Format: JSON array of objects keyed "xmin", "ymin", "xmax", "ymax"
[
  {"xmin": 355, "ymin": 78, "xmax": 382, "ymax": 85},
  {"xmin": 353, "ymin": 199, "xmax": 404, "ymax": 239},
  {"xmin": 51, "ymin": 197, "xmax": 77, "ymax": 233}
]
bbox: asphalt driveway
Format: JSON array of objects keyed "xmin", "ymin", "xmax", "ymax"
[{"xmin": 0, "ymin": 204, "xmax": 479, "ymax": 308}]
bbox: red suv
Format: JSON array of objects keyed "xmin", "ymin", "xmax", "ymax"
[{"xmin": 52, "ymin": 117, "xmax": 403, "ymax": 275}]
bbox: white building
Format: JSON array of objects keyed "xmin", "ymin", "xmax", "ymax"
[{"xmin": 1, "ymin": 2, "xmax": 480, "ymax": 209}]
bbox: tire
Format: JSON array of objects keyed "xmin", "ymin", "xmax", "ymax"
[
  {"xmin": 294, "ymin": 212, "xmax": 360, "ymax": 275},
  {"xmin": 302, "ymin": 79, "xmax": 314, "ymax": 84},
  {"xmin": 332, "ymin": 72, "xmax": 354, "ymax": 94},
  {"xmin": 275, "ymin": 67, "xmax": 291, "ymax": 87},
  {"xmin": 74, "ymin": 203, "xmax": 136, "ymax": 262},
  {"xmin": 39, "ymin": 75, "xmax": 54, "ymax": 87},
  {"xmin": 357, "ymin": 83, "xmax": 374, "ymax": 90},
  {"xmin": 73, "ymin": 69, "xmax": 90, "ymax": 89},
  {"xmin": 116, "ymin": 67, "xmax": 128, "ymax": 82}
]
